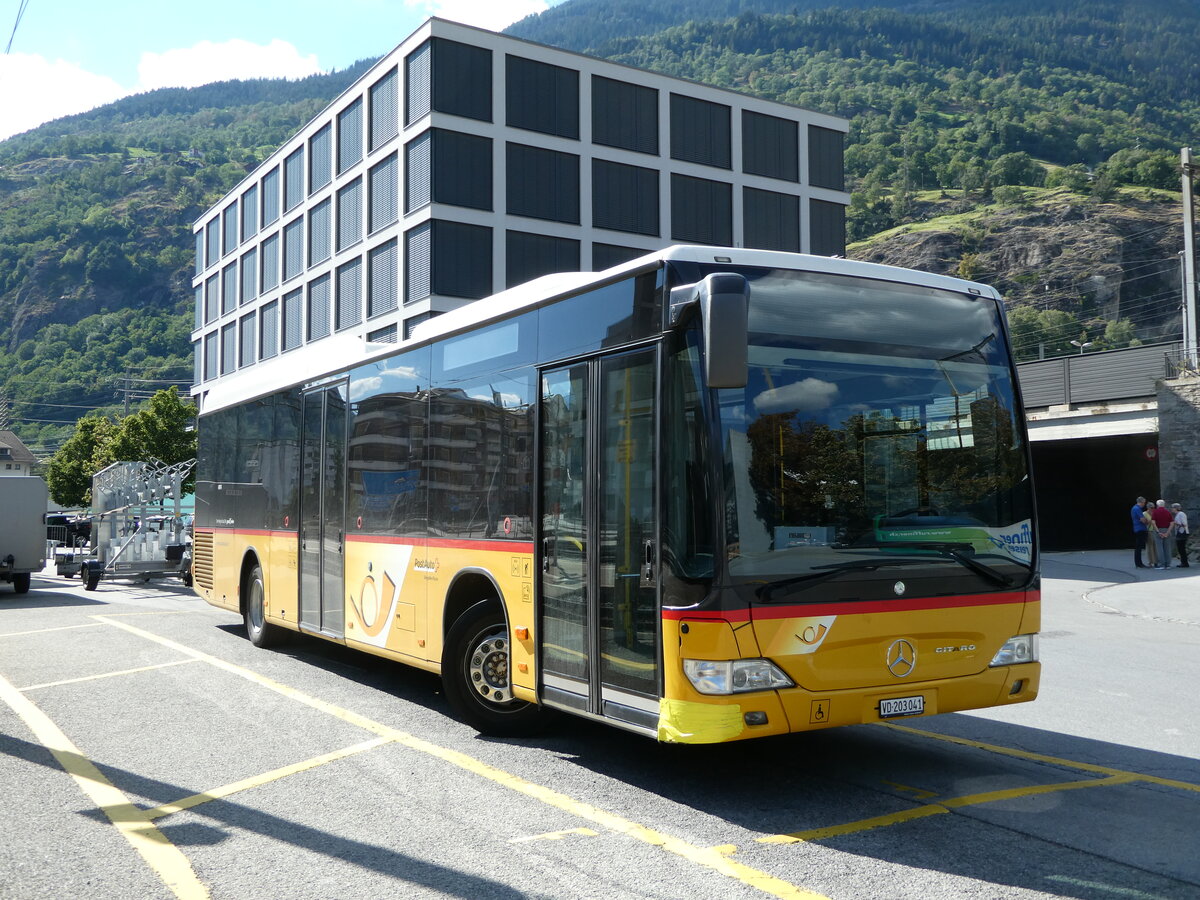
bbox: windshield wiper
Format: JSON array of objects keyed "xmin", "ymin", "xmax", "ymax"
[
  {"xmin": 871, "ymin": 541, "xmax": 1015, "ymax": 587},
  {"xmin": 755, "ymin": 558, "xmax": 930, "ymax": 602}
]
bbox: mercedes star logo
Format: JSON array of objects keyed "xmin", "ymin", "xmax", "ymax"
[
  {"xmin": 886, "ymin": 638, "xmax": 917, "ymax": 678},
  {"xmin": 893, "ymin": 580, "xmax": 906, "ymax": 596}
]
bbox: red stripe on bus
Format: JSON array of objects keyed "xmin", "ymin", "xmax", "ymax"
[{"xmin": 662, "ymin": 591, "xmax": 1032, "ymax": 621}]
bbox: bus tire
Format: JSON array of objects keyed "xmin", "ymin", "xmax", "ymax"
[
  {"xmin": 243, "ymin": 562, "xmax": 286, "ymax": 649},
  {"xmin": 11, "ymin": 573, "xmax": 30, "ymax": 594},
  {"xmin": 442, "ymin": 600, "xmax": 541, "ymax": 737}
]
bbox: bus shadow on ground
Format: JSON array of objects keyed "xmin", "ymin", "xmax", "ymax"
[
  {"xmin": 202, "ymin": 622, "xmax": 1199, "ymax": 898},
  {"xmin": 547, "ymin": 713, "xmax": 1200, "ymax": 899}
]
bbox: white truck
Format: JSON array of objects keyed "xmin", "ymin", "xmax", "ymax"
[{"xmin": 0, "ymin": 476, "xmax": 48, "ymax": 595}]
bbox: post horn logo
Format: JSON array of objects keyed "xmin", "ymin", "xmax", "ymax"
[{"xmin": 886, "ymin": 638, "xmax": 917, "ymax": 678}]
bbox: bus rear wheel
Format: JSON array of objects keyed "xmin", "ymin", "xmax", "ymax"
[
  {"xmin": 243, "ymin": 562, "xmax": 286, "ymax": 648},
  {"xmin": 11, "ymin": 573, "xmax": 30, "ymax": 594},
  {"xmin": 443, "ymin": 600, "xmax": 541, "ymax": 737}
]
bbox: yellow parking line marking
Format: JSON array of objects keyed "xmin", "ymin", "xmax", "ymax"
[
  {"xmin": 0, "ymin": 670, "xmax": 208, "ymax": 900},
  {"xmin": 98, "ymin": 615, "xmax": 828, "ymax": 900},
  {"xmin": 509, "ymin": 827, "xmax": 598, "ymax": 843},
  {"xmin": 97, "ymin": 611, "xmax": 204, "ymax": 617},
  {"xmin": 758, "ymin": 774, "xmax": 1137, "ymax": 844},
  {"xmin": 0, "ymin": 623, "xmax": 104, "ymax": 638},
  {"xmin": 19, "ymin": 658, "xmax": 202, "ymax": 692},
  {"xmin": 881, "ymin": 780, "xmax": 937, "ymax": 800},
  {"xmin": 145, "ymin": 737, "xmax": 395, "ymax": 820},
  {"xmin": 883, "ymin": 723, "xmax": 1200, "ymax": 794}
]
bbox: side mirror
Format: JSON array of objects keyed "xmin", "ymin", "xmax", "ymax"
[{"xmin": 688, "ymin": 273, "xmax": 749, "ymax": 389}]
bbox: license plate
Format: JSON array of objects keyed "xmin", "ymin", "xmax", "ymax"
[{"xmin": 879, "ymin": 695, "xmax": 925, "ymax": 718}]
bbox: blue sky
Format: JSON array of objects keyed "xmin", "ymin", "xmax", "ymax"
[{"xmin": 1, "ymin": 0, "xmax": 564, "ymax": 140}]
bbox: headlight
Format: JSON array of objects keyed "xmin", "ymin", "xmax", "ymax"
[
  {"xmin": 682, "ymin": 659, "xmax": 795, "ymax": 695},
  {"xmin": 989, "ymin": 634, "xmax": 1039, "ymax": 667}
]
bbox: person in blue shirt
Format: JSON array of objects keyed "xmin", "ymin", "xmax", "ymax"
[{"xmin": 1131, "ymin": 496, "xmax": 1148, "ymax": 568}]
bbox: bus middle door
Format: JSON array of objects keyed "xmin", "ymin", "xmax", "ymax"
[
  {"xmin": 539, "ymin": 349, "xmax": 660, "ymax": 733},
  {"xmin": 299, "ymin": 381, "xmax": 348, "ymax": 639}
]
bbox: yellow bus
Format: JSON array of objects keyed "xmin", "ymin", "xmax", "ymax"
[{"xmin": 192, "ymin": 246, "xmax": 1039, "ymax": 743}]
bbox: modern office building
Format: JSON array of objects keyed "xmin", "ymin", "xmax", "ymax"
[{"xmin": 191, "ymin": 18, "xmax": 849, "ymax": 392}]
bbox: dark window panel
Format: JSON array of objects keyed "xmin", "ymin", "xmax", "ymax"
[
  {"xmin": 239, "ymin": 314, "xmax": 256, "ymax": 368},
  {"xmin": 433, "ymin": 220, "xmax": 491, "ymax": 299},
  {"xmin": 308, "ymin": 274, "xmax": 331, "ymax": 341},
  {"xmin": 241, "ymin": 184, "xmax": 259, "ymax": 240},
  {"xmin": 405, "ymin": 222, "xmax": 431, "ymax": 304},
  {"xmin": 309, "ymin": 123, "xmax": 332, "ymax": 194},
  {"xmin": 432, "ymin": 38, "xmax": 491, "ymax": 122},
  {"xmin": 506, "ymin": 143, "xmax": 579, "ymax": 224},
  {"xmin": 592, "ymin": 243, "xmax": 646, "ymax": 271},
  {"xmin": 506, "ymin": 230, "xmax": 580, "ymax": 288},
  {"xmin": 506, "ymin": 55, "xmax": 578, "ymax": 139},
  {"xmin": 592, "ymin": 75, "xmax": 657, "ymax": 155},
  {"xmin": 743, "ymin": 187, "xmax": 800, "ymax": 252},
  {"xmin": 592, "ymin": 159, "xmax": 658, "ymax": 236},
  {"xmin": 261, "ymin": 167, "xmax": 281, "ymax": 226},
  {"xmin": 284, "ymin": 147, "xmax": 305, "ymax": 211},
  {"xmin": 337, "ymin": 98, "xmax": 363, "ymax": 174},
  {"xmin": 309, "ymin": 198, "xmax": 332, "ymax": 266},
  {"xmin": 742, "ymin": 110, "xmax": 798, "ymax": 183},
  {"xmin": 368, "ymin": 238, "xmax": 399, "ymax": 318},
  {"xmin": 369, "ymin": 152, "xmax": 399, "ymax": 233},
  {"xmin": 670, "ymin": 94, "xmax": 731, "ymax": 169},
  {"xmin": 282, "ymin": 288, "xmax": 303, "ymax": 351},
  {"xmin": 370, "ymin": 67, "xmax": 399, "ymax": 151},
  {"xmin": 337, "ymin": 177, "xmax": 363, "ymax": 251},
  {"xmin": 809, "ymin": 198, "xmax": 846, "ymax": 256},
  {"xmin": 405, "ymin": 40, "xmax": 432, "ymax": 126},
  {"xmin": 670, "ymin": 174, "xmax": 732, "ymax": 246},
  {"xmin": 433, "ymin": 129, "xmax": 492, "ymax": 211},
  {"xmin": 260, "ymin": 301, "xmax": 279, "ymax": 360},
  {"xmin": 336, "ymin": 257, "xmax": 363, "ymax": 331},
  {"xmin": 808, "ymin": 125, "xmax": 845, "ymax": 191}
]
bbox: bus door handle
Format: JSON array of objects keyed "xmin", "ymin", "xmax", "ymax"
[
  {"xmin": 641, "ymin": 539, "xmax": 656, "ymax": 587},
  {"xmin": 542, "ymin": 537, "xmax": 552, "ymax": 572}
]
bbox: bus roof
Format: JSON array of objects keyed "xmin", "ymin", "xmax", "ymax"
[{"xmin": 197, "ymin": 246, "xmax": 1000, "ymax": 417}]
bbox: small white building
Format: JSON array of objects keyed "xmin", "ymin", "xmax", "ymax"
[{"xmin": 0, "ymin": 430, "xmax": 37, "ymax": 475}]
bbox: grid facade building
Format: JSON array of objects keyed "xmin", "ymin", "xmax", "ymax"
[{"xmin": 191, "ymin": 18, "xmax": 849, "ymax": 389}]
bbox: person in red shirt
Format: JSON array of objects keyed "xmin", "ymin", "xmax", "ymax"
[{"xmin": 1150, "ymin": 500, "xmax": 1175, "ymax": 570}]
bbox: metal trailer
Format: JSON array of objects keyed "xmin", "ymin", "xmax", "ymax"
[
  {"xmin": 0, "ymin": 476, "xmax": 49, "ymax": 595},
  {"xmin": 80, "ymin": 459, "xmax": 195, "ymax": 591}
]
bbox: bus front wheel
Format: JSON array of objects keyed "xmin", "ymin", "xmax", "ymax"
[
  {"xmin": 442, "ymin": 600, "xmax": 541, "ymax": 737},
  {"xmin": 243, "ymin": 563, "xmax": 286, "ymax": 648}
]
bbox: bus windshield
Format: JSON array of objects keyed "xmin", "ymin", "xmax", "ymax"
[{"xmin": 714, "ymin": 268, "xmax": 1034, "ymax": 594}]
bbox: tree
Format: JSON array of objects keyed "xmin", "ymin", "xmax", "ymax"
[
  {"xmin": 103, "ymin": 387, "xmax": 198, "ymax": 492},
  {"xmin": 43, "ymin": 388, "xmax": 197, "ymax": 506},
  {"xmin": 44, "ymin": 415, "xmax": 115, "ymax": 507}
]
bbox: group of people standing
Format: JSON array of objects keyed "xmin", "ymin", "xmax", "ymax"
[{"xmin": 1131, "ymin": 497, "xmax": 1190, "ymax": 569}]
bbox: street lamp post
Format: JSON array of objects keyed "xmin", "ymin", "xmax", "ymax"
[{"xmin": 1070, "ymin": 340, "xmax": 1094, "ymax": 355}]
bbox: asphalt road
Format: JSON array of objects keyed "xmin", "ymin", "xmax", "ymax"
[{"xmin": 1, "ymin": 560, "xmax": 1197, "ymax": 900}]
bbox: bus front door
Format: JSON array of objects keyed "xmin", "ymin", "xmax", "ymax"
[
  {"xmin": 299, "ymin": 381, "xmax": 348, "ymax": 639},
  {"xmin": 539, "ymin": 349, "xmax": 660, "ymax": 732}
]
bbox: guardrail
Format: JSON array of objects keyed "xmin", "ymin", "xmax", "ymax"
[{"xmin": 1016, "ymin": 341, "xmax": 1182, "ymax": 408}]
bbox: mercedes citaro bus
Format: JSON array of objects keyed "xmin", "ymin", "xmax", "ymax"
[{"xmin": 192, "ymin": 246, "xmax": 1039, "ymax": 743}]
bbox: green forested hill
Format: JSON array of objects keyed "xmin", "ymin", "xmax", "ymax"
[
  {"xmin": 0, "ymin": 62, "xmax": 374, "ymax": 453},
  {"xmin": 2, "ymin": 1, "xmax": 1199, "ymax": 454}
]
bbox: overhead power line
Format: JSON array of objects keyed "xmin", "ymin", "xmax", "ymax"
[{"xmin": 5, "ymin": 0, "xmax": 30, "ymax": 54}]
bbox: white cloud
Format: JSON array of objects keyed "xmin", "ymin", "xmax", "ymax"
[
  {"xmin": 0, "ymin": 39, "xmax": 324, "ymax": 142},
  {"xmin": 754, "ymin": 378, "xmax": 840, "ymax": 414},
  {"xmin": 408, "ymin": 0, "xmax": 550, "ymax": 32},
  {"xmin": 0, "ymin": 53, "xmax": 125, "ymax": 141},
  {"xmin": 136, "ymin": 39, "xmax": 323, "ymax": 91}
]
